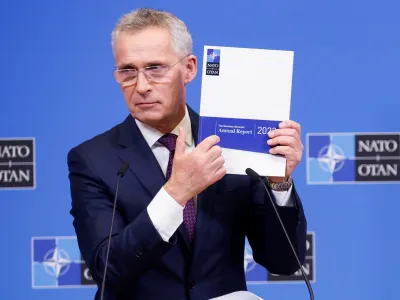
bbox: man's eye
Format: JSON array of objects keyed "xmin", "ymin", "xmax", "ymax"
[
  {"xmin": 147, "ymin": 65, "xmax": 168, "ymax": 74},
  {"xmin": 147, "ymin": 65, "xmax": 162, "ymax": 71},
  {"xmin": 121, "ymin": 69, "xmax": 136, "ymax": 73}
]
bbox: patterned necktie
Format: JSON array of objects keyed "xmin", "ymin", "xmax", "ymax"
[{"xmin": 158, "ymin": 133, "xmax": 196, "ymax": 243}]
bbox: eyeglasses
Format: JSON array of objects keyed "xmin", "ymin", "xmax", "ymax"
[{"xmin": 113, "ymin": 55, "xmax": 189, "ymax": 87}]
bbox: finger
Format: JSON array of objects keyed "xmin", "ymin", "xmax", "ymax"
[
  {"xmin": 196, "ymin": 135, "xmax": 220, "ymax": 153},
  {"xmin": 206, "ymin": 145, "xmax": 223, "ymax": 162},
  {"xmin": 268, "ymin": 136, "xmax": 299, "ymax": 150},
  {"xmin": 175, "ymin": 127, "xmax": 186, "ymax": 156},
  {"xmin": 208, "ymin": 164, "xmax": 226, "ymax": 182},
  {"xmin": 213, "ymin": 165, "xmax": 226, "ymax": 181},
  {"xmin": 279, "ymin": 120, "xmax": 301, "ymax": 135},
  {"xmin": 209, "ymin": 155, "xmax": 225, "ymax": 171},
  {"xmin": 268, "ymin": 128, "xmax": 299, "ymax": 139},
  {"xmin": 269, "ymin": 145, "xmax": 297, "ymax": 157}
]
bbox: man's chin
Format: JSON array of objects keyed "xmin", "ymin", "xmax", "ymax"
[{"xmin": 133, "ymin": 110, "xmax": 164, "ymax": 124}]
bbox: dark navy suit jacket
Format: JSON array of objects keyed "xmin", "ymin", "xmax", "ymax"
[{"xmin": 67, "ymin": 106, "xmax": 307, "ymax": 300}]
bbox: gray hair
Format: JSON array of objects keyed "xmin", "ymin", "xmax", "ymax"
[{"xmin": 111, "ymin": 8, "xmax": 193, "ymax": 57}]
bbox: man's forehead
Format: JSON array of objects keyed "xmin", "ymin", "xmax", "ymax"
[
  {"xmin": 115, "ymin": 30, "xmax": 174, "ymax": 64},
  {"xmin": 116, "ymin": 55, "xmax": 169, "ymax": 67},
  {"xmin": 118, "ymin": 29, "xmax": 172, "ymax": 50},
  {"xmin": 115, "ymin": 49, "xmax": 170, "ymax": 67}
]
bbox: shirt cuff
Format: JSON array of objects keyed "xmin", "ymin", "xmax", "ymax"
[
  {"xmin": 147, "ymin": 187, "xmax": 184, "ymax": 242},
  {"xmin": 271, "ymin": 185, "xmax": 294, "ymax": 207}
]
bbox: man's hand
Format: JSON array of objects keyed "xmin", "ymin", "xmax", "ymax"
[
  {"xmin": 164, "ymin": 127, "xmax": 226, "ymax": 206},
  {"xmin": 267, "ymin": 120, "xmax": 303, "ymax": 183}
]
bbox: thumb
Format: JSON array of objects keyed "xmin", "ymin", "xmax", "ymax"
[{"xmin": 175, "ymin": 127, "xmax": 186, "ymax": 156}]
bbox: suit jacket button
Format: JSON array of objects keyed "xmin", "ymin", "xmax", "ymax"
[
  {"xmin": 189, "ymin": 279, "xmax": 196, "ymax": 289},
  {"xmin": 135, "ymin": 248, "xmax": 144, "ymax": 257}
]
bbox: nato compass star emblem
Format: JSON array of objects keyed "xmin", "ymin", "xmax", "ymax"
[
  {"xmin": 43, "ymin": 247, "xmax": 71, "ymax": 277},
  {"xmin": 32, "ymin": 236, "xmax": 96, "ymax": 288},
  {"xmin": 244, "ymin": 244, "xmax": 256, "ymax": 272},
  {"xmin": 208, "ymin": 51, "xmax": 218, "ymax": 61},
  {"xmin": 307, "ymin": 133, "xmax": 359, "ymax": 183},
  {"xmin": 207, "ymin": 49, "xmax": 220, "ymax": 63},
  {"xmin": 317, "ymin": 143, "xmax": 346, "ymax": 173}
]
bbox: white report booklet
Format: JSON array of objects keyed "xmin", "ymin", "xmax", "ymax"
[{"xmin": 198, "ymin": 45, "xmax": 294, "ymax": 177}]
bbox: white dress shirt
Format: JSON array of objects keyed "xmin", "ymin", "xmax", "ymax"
[{"xmin": 135, "ymin": 107, "xmax": 294, "ymax": 242}]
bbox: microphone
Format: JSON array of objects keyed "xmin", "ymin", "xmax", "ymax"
[
  {"xmin": 245, "ymin": 168, "xmax": 314, "ymax": 300},
  {"xmin": 100, "ymin": 162, "xmax": 130, "ymax": 300}
]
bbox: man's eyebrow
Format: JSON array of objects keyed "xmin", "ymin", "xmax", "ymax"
[
  {"xmin": 117, "ymin": 60, "xmax": 168, "ymax": 70},
  {"xmin": 146, "ymin": 60, "xmax": 167, "ymax": 66},
  {"xmin": 117, "ymin": 63, "xmax": 136, "ymax": 70}
]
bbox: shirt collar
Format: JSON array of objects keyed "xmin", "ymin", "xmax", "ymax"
[{"xmin": 134, "ymin": 106, "xmax": 193, "ymax": 149}]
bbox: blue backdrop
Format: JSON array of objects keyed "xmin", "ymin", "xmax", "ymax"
[{"xmin": 1, "ymin": 0, "xmax": 399, "ymax": 299}]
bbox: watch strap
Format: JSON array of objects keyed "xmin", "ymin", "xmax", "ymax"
[{"xmin": 266, "ymin": 176, "xmax": 293, "ymax": 191}]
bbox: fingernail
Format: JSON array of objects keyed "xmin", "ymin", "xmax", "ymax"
[
  {"xmin": 279, "ymin": 122, "xmax": 286, "ymax": 128},
  {"xmin": 267, "ymin": 139, "xmax": 272, "ymax": 145},
  {"xmin": 268, "ymin": 131, "xmax": 274, "ymax": 137},
  {"xmin": 269, "ymin": 148, "xmax": 275, "ymax": 153}
]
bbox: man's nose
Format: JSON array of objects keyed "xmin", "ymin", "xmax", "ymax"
[{"xmin": 135, "ymin": 71, "xmax": 150, "ymax": 94}]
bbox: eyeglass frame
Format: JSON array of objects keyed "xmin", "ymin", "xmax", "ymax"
[{"xmin": 113, "ymin": 54, "xmax": 191, "ymax": 86}]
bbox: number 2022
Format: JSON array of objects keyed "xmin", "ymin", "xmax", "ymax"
[{"xmin": 257, "ymin": 126, "xmax": 276, "ymax": 135}]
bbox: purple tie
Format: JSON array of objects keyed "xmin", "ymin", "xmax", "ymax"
[{"xmin": 158, "ymin": 133, "xmax": 196, "ymax": 243}]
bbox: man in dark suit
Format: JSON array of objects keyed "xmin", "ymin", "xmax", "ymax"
[{"xmin": 68, "ymin": 8, "xmax": 307, "ymax": 300}]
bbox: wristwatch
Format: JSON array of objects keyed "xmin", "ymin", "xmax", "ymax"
[{"xmin": 265, "ymin": 176, "xmax": 293, "ymax": 191}]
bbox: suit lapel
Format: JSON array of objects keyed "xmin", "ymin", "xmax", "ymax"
[{"xmin": 117, "ymin": 115, "xmax": 166, "ymax": 199}]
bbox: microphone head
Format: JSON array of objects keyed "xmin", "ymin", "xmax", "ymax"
[
  {"xmin": 117, "ymin": 162, "xmax": 130, "ymax": 177},
  {"xmin": 245, "ymin": 168, "xmax": 260, "ymax": 180}
]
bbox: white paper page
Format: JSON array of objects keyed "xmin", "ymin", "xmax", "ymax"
[
  {"xmin": 198, "ymin": 45, "xmax": 294, "ymax": 176},
  {"xmin": 209, "ymin": 291, "xmax": 263, "ymax": 300}
]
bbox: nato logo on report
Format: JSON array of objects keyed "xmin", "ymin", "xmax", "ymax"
[
  {"xmin": 32, "ymin": 236, "xmax": 95, "ymax": 288},
  {"xmin": 307, "ymin": 133, "xmax": 400, "ymax": 184},
  {"xmin": 206, "ymin": 48, "xmax": 220, "ymax": 76}
]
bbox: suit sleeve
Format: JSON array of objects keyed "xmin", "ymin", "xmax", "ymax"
[
  {"xmin": 245, "ymin": 178, "xmax": 307, "ymax": 275},
  {"xmin": 67, "ymin": 148, "xmax": 175, "ymax": 291}
]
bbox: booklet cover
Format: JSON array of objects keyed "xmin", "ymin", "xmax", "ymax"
[{"xmin": 198, "ymin": 45, "xmax": 294, "ymax": 176}]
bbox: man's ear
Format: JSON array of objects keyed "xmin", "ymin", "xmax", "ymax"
[{"xmin": 184, "ymin": 55, "xmax": 197, "ymax": 84}]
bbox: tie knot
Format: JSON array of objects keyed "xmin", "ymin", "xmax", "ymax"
[{"xmin": 158, "ymin": 133, "xmax": 178, "ymax": 152}]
